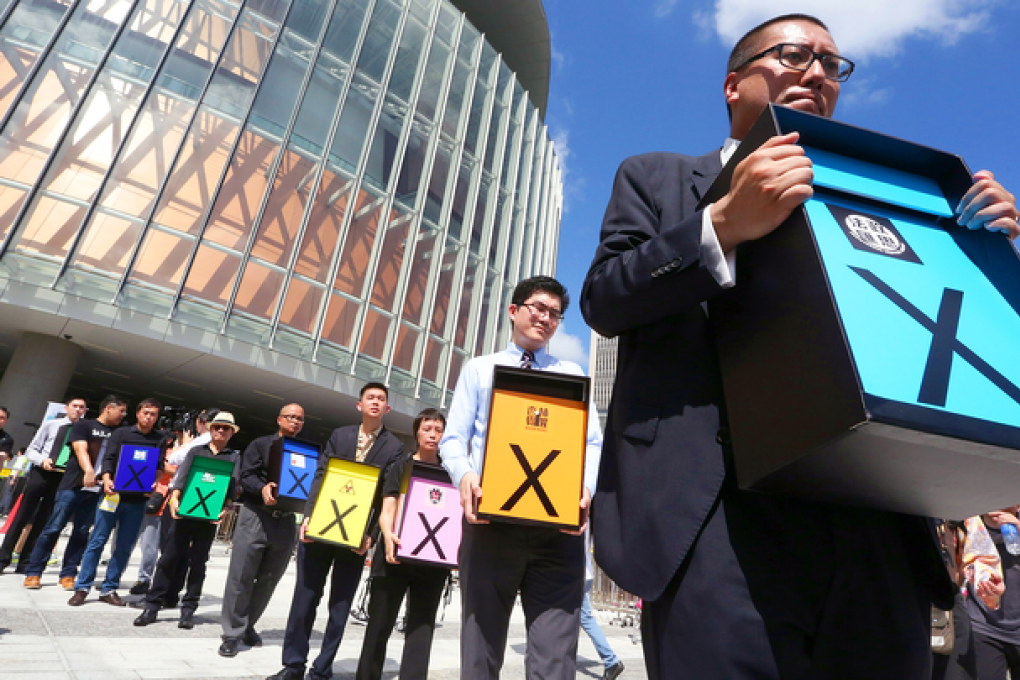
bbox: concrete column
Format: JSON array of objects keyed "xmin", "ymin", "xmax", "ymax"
[{"xmin": 0, "ymin": 332, "xmax": 82, "ymax": 450}]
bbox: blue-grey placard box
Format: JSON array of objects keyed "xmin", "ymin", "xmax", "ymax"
[
  {"xmin": 700, "ymin": 104, "xmax": 1020, "ymax": 519},
  {"xmin": 268, "ymin": 437, "xmax": 320, "ymax": 514},
  {"xmin": 113, "ymin": 444, "xmax": 161, "ymax": 495}
]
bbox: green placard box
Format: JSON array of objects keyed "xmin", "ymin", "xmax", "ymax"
[
  {"xmin": 48, "ymin": 424, "xmax": 74, "ymax": 472},
  {"xmin": 178, "ymin": 454, "xmax": 235, "ymax": 522}
]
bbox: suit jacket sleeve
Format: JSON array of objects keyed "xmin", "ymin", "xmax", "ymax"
[{"xmin": 581, "ymin": 154, "xmax": 727, "ymax": 337}]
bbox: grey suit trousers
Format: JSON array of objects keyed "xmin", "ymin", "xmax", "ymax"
[{"xmin": 221, "ymin": 505, "xmax": 297, "ymax": 640}]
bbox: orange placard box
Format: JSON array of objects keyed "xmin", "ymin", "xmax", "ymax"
[{"xmin": 478, "ymin": 366, "xmax": 590, "ymax": 530}]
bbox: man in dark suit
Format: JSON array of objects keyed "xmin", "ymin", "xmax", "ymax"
[
  {"xmin": 582, "ymin": 13, "xmax": 1020, "ymax": 680},
  {"xmin": 267, "ymin": 382, "xmax": 404, "ymax": 680}
]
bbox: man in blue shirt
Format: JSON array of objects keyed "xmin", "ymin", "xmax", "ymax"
[{"xmin": 441, "ymin": 275, "xmax": 603, "ymax": 680}]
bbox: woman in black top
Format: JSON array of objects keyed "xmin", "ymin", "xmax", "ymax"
[
  {"xmin": 948, "ymin": 507, "xmax": 1019, "ymax": 680},
  {"xmin": 356, "ymin": 408, "xmax": 451, "ymax": 680}
]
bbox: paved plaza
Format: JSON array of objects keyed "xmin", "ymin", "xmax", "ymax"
[{"xmin": 1, "ymin": 534, "xmax": 646, "ymax": 679}]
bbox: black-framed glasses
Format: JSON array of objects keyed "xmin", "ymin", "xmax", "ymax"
[
  {"xmin": 281, "ymin": 414, "xmax": 305, "ymax": 422},
  {"xmin": 735, "ymin": 43, "xmax": 854, "ymax": 82},
  {"xmin": 519, "ymin": 301, "xmax": 563, "ymax": 323}
]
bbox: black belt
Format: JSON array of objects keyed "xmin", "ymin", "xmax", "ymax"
[{"xmin": 252, "ymin": 505, "xmax": 294, "ymax": 520}]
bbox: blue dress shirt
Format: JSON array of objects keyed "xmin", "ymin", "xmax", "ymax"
[{"xmin": 440, "ymin": 341, "xmax": 603, "ymax": 497}]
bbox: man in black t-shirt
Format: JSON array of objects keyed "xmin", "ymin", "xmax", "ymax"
[
  {"xmin": 23, "ymin": 395, "xmax": 128, "ymax": 589},
  {"xmin": 69, "ymin": 398, "xmax": 166, "ymax": 606}
]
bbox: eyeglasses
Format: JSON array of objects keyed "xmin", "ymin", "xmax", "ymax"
[
  {"xmin": 519, "ymin": 301, "xmax": 563, "ymax": 323},
  {"xmin": 210, "ymin": 424, "xmax": 233, "ymax": 432},
  {"xmin": 281, "ymin": 414, "xmax": 305, "ymax": 422},
  {"xmin": 735, "ymin": 43, "xmax": 855, "ymax": 82}
]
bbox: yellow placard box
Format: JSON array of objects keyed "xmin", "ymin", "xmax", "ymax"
[
  {"xmin": 307, "ymin": 458, "xmax": 382, "ymax": 549},
  {"xmin": 478, "ymin": 365, "xmax": 590, "ymax": 530}
]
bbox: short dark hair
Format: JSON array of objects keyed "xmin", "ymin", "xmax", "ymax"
[
  {"xmin": 725, "ymin": 14, "xmax": 831, "ymax": 120},
  {"xmin": 727, "ymin": 14, "xmax": 830, "ymax": 74},
  {"xmin": 100, "ymin": 395, "xmax": 127, "ymax": 411},
  {"xmin": 66, "ymin": 397, "xmax": 86, "ymax": 406},
  {"xmin": 197, "ymin": 408, "xmax": 220, "ymax": 423},
  {"xmin": 511, "ymin": 276, "xmax": 569, "ymax": 314},
  {"xmin": 360, "ymin": 382, "xmax": 389, "ymax": 399},
  {"xmin": 413, "ymin": 408, "xmax": 446, "ymax": 441},
  {"xmin": 0, "ymin": 406, "xmax": 8, "ymax": 418},
  {"xmin": 137, "ymin": 397, "xmax": 162, "ymax": 412}
]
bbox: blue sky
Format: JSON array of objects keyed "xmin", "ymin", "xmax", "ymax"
[{"xmin": 542, "ymin": 0, "xmax": 1020, "ymax": 368}]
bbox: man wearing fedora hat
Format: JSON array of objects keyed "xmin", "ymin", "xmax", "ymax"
[{"xmin": 134, "ymin": 411, "xmax": 241, "ymax": 629}]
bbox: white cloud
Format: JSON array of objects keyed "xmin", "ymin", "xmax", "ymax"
[
  {"xmin": 551, "ymin": 127, "xmax": 584, "ymax": 213},
  {"xmin": 705, "ymin": 0, "xmax": 996, "ymax": 59},
  {"xmin": 839, "ymin": 77, "xmax": 892, "ymax": 110},
  {"xmin": 655, "ymin": 0, "xmax": 680, "ymax": 19},
  {"xmin": 549, "ymin": 322, "xmax": 590, "ymax": 370}
]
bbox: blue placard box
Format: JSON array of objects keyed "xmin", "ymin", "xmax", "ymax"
[
  {"xmin": 113, "ymin": 444, "xmax": 161, "ymax": 495},
  {"xmin": 701, "ymin": 104, "xmax": 1020, "ymax": 519},
  {"xmin": 268, "ymin": 437, "xmax": 321, "ymax": 513}
]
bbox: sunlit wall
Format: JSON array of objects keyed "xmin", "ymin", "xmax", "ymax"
[{"xmin": 0, "ymin": 0, "xmax": 562, "ymax": 407}]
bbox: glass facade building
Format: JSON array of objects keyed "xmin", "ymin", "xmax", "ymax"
[{"xmin": 0, "ymin": 0, "xmax": 562, "ymax": 415}]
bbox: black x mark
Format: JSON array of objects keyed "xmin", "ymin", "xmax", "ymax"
[
  {"xmin": 319, "ymin": 499, "xmax": 356, "ymax": 542},
  {"xmin": 411, "ymin": 513, "xmax": 449, "ymax": 560},
  {"xmin": 121, "ymin": 464, "xmax": 146, "ymax": 491},
  {"xmin": 186, "ymin": 488, "xmax": 216, "ymax": 517},
  {"xmin": 287, "ymin": 469, "xmax": 309, "ymax": 496},
  {"xmin": 501, "ymin": 445, "xmax": 560, "ymax": 517},
  {"xmin": 850, "ymin": 266, "xmax": 1020, "ymax": 408}
]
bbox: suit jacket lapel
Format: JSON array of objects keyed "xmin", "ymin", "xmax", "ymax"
[{"xmin": 690, "ymin": 149, "xmax": 723, "ymax": 204}]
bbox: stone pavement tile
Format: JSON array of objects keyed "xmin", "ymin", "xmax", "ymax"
[{"xmin": 3, "ymin": 673, "xmax": 73, "ymax": 680}]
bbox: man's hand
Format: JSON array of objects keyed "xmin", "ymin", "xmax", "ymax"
[
  {"xmin": 83, "ymin": 469, "xmax": 97, "ymax": 488},
  {"xmin": 299, "ymin": 517, "xmax": 312, "ymax": 543},
  {"xmin": 216, "ymin": 504, "xmax": 232, "ymax": 525},
  {"xmin": 383, "ymin": 529, "xmax": 401, "ymax": 564},
  {"xmin": 562, "ymin": 487, "xmax": 592, "ymax": 536},
  {"xmin": 354, "ymin": 534, "xmax": 373, "ymax": 556},
  {"xmin": 262, "ymin": 482, "xmax": 278, "ymax": 506},
  {"xmin": 41, "ymin": 458, "xmax": 54, "ymax": 472},
  {"xmin": 168, "ymin": 493, "xmax": 180, "ymax": 519},
  {"xmin": 956, "ymin": 170, "xmax": 1020, "ymax": 240},
  {"xmin": 103, "ymin": 477, "xmax": 115, "ymax": 496},
  {"xmin": 711, "ymin": 132, "xmax": 814, "ymax": 253},
  {"xmin": 459, "ymin": 472, "xmax": 488, "ymax": 524}
]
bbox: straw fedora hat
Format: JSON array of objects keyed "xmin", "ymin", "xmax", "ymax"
[{"xmin": 208, "ymin": 411, "xmax": 240, "ymax": 433}]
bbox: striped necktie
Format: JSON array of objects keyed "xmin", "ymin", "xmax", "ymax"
[{"xmin": 520, "ymin": 349, "xmax": 536, "ymax": 369}]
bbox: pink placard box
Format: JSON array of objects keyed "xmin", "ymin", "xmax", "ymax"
[{"xmin": 396, "ymin": 463, "xmax": 462, "ymax": 568}]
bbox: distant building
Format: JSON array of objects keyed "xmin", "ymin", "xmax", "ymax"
[
  {"xmin": 589, "ymin": 331, "xmax": 618, "ymax": 431},
  {"xmin": 0, "ymin": 0, "xmax": 562, "ymax": 446}
]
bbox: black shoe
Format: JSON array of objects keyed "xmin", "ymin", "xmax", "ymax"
[
  {"xmin": 242, "ymin": 628, "xmax": 262, "ymax": 647},
  {"xmin": 133, "ymin": 608, "xmax": 158, "ymax": 626},
  {"xmin": 305, "ymin": 670, "xmax": 331, "ymax": 680},
  {"xmin": 265, "ymin": 669, "xmax": 304, "ymax": 680},
  {"xmin": 218, "ymin": 638, "xmax": 239, "ymax": 657},
  {"xmin": 178, "ymin": 610, "xmax": 195, "ymax": 629},
  {"xmin": 129, "ymin": 580, "xmax": 150, "ymax": 596},
  {"xmin": 604, "ymin": 661, "xmax": 625, "ymax": 680}
]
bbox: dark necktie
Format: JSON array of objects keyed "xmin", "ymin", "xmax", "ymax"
[{"xmin": 520, "ymin": 350, "xmax": 536, "ymax": 369}]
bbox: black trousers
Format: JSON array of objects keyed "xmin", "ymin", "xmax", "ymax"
[
  {"xmin": 282, "ymin": 540, "xmax": 366, "ymax": 678},
  {"xmin": 0, "ymin": 467, "xmax": 61, "ymax": 572},
  {"xmin": 642, "ymin": 483, "xmax": 935, "ymax": 680},
  {"xmin": 144, "ymin": 517, "xmax": 217, "ymax": 614},
  {"xmin": 355, "ymin": 564, "xmax": 449, "ymax": 680},
  {"xmin": 458, "ymin": 521, "xmax": 585, "ymax": 680}
]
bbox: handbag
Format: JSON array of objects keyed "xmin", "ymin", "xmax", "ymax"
[
  {"xmin": 931, "ymin": 605, "xmax": 954, "ymax": 654},
  {"xmin": 144, "ymin": 491, "xmax": 165, "ymax": 515}
]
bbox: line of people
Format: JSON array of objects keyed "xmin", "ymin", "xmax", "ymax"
[{"xmin": 0, "ymin": 276, "xmax": 623, "ymax": 680}]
